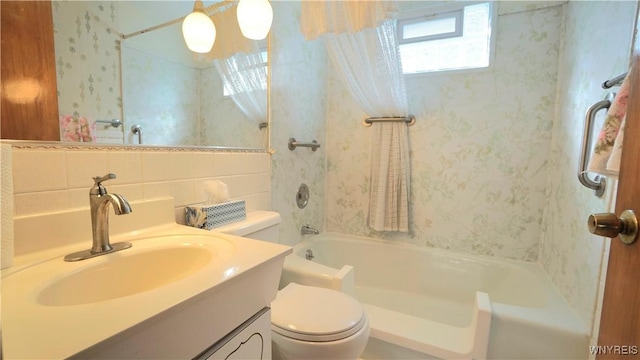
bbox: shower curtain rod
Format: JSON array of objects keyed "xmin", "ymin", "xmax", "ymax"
[{"xmin": 602, "ymin": 72, "xmax": 628, "ymax": 89}]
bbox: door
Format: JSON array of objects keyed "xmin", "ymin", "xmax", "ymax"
[
  {"xmin": 1, "ymin": 1, "xmax": 60, "ymax": 141},
  {"xmin": 597, "ymin": 54, "xmax": 640, "ymax": 358}
]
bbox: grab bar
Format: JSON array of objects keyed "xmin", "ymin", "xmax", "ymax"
[
  {"xmin": 578, "ymin": 93, "xmax": 614, "ymax": 197},
  {"xmin": 362, "ymin": 115, "xmax": 416, "ymax": 127},
  {"xmin": 131, "ymin": 124, "xmax": 143, "ymax": 144},
  {"xmin": 95, "ymin": 118, "xmax": 122, "ymax": 128},
  {"xmin": 288, "ymin": 138, "xmax": 320, "ymax": 151},
  {"xmin": 602, "ymin": 72, "xmax": 627, "ymax": 89}
]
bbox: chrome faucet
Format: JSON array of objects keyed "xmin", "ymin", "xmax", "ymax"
[
  {"xmin": 301, "ymin": 225, "xmax": 319, "ymax": 235},
  {"xmin": 64, "ymin": 173, "xmax": 133, "ymax": 262}
]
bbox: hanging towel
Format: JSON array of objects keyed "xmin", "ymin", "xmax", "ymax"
[
  {"xmin": 368, "ymin": 122, "xmax": 410, "ymax": 232},
  {"xmin": 59, "ymin": 115, "xmax": 96, "ymax": 142},
  {"xmin": 587, "ymin": 70, "xmax": 631, "ymax": 174}
]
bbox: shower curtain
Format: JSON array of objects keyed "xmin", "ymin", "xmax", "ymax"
[
  {"xmin": 199, "ymin": 3, "xmax": 268, "ymax": 126},
  {"xmin": 213, "ymin": 49, "xmax": 268, "ymax": 126},
  {"xmin": 302, "ymin": 2, "xmax": 411, "ymax": 232}
]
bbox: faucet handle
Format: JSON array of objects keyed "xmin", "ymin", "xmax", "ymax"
[
  {"xmin": 91, "ymin": 173, "xmax": 116, "ymax": 195},
  {"xmin": 93, "ymin": 173, "xmax": 116, "ymax": 186}
]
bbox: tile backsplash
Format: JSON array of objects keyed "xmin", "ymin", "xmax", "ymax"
[{"xmin": 8, "ymin": 143, "xmax": 271, "ymax": 223}]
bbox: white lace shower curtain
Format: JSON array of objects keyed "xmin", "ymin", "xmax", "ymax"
[
  {"xmin": 197, "ymin": 4, "xmax": 268, "ymax": 125},
  {"xmin": 213, "ymin": 48, "xmax": 268, "ymax": 125},
  {"xmin": 302, "ymin": 2, "xmax": 411, "ymax": 232}
]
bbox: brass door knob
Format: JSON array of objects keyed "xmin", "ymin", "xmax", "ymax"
[{"xmin": 588, "ymin": 210, "xmax": 639, "ymax": 245}]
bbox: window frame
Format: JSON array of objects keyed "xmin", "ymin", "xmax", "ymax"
[{"xmin": 397, "ymin": 1, "xmax": 497, "ymax": 78}]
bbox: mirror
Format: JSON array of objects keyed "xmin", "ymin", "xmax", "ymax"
[{"xmin": 52, "ymin": 1, "xmax": 268, "ymax": 149}]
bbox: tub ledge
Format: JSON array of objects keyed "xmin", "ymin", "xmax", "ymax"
[{"xmin": 363, "ymin": 291, "xmax": 492, "ymax": 360}]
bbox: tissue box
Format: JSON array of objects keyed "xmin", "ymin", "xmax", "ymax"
[{"xmin": 185, "ymin": 200, "xmax": 246, "ymax": 230}]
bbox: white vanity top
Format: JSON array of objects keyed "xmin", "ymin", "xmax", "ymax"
[{"xmin": 2, "ymin": 198, "xmax": 291, "ymax": 359}]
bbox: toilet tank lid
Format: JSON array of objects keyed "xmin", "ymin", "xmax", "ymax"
[{"xmin": 214, "ymin": 210, "xmax": 281, "ymax": 236}]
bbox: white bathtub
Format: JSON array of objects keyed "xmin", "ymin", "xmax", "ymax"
[{"xmin": 280, "ymin": 232, "xmax": 589, "ymax": 360}]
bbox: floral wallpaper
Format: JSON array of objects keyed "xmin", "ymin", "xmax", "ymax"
[
  {"xmin": 270, "ymin": 1, "xmax": 328, "ymax": 246},
  {"xmin": 53, "ymin": 1, "xmax": 265, "ymax": 148},
  {"xmin": 53, "ymin": 0, "xmax": 639, "ymax": 337},
  {"xmin": 121, "ymin": 46, "xmax": 200, "ymax": 146},
  {"xmin": 52, "ymin": 0, "xmax": 122, "ymax": 137},
  {"xmin": 199, "ymin": 66, "xmax": 267, "ymax": 148},
  {"xmin": 539, "ymin": 0, "xmax": 636, "ymax": 336},
  {"xmin": 324, "ymin": 2, "xmax": 563, "ymax": 261}
]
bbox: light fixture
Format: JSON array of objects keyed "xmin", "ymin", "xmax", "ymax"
[
  {"xmin": 237, "ymin": 0, "xmax": 273, "ymax": 40},
  {"xmin": 182, "ymin": 0, "xmax": 216, "ymax": 53}
]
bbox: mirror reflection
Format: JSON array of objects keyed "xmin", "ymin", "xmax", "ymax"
[{"xmin": 52, "ymin": 1, "xmax": 268, "ymax": 148}]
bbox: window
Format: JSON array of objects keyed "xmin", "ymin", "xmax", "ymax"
[
  {"xmin": 398, "ymin": 2, "xmax": 494, "ymax": 75},
  {"xmin": 223, "ymin": 48, "xmax": 268, "ymax": 97}
]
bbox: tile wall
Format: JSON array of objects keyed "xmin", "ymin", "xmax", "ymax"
[{"xmin": 9, "ymin": 144, "xmax": 271, "ymax": 223}]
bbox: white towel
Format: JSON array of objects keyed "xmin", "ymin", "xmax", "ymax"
[
  {"xmin": 1, "ymin": 144, "xmax": 14, "ymax": 269},
  {"xmin": 368, "ymin": 122, "xmax": 410, "ymax": 232},
  {"xmin": 587, "ymin": 70, "xmax": 631, "ymax": 174}
]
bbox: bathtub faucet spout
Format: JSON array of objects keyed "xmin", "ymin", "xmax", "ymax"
[{"xmin": 301, "ymin": 225, "xmax": 319, "ymax": 235}]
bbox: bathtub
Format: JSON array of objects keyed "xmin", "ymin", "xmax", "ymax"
[{"xmin": 280, "ymin": 232, "xmax": 589, "ymax": 360}]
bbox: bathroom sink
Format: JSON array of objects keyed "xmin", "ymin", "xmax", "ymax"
[
  {"xmin": 9, "ymin": 233, "xmax": 236, "ymax": 306},
  {"xmin": 3, "ymin": 200, "xmax": 292, "ymax": 360},
  {"xmin": 37, "ymin": 241, "xmax": 216, "ymax": 306}
]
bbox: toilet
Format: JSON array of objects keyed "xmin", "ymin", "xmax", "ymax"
[{"xmin": 215, "ymin": 211, "xmax": 370, "ymax": 360}]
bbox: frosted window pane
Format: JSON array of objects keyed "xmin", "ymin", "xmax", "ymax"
[
  {"xmin": 402, "ymin": 17, "xmax": 456, "ymax": 40},
  {"xmin": 400, "ymin": 3, "xmax": 491, "ymax": 74}
]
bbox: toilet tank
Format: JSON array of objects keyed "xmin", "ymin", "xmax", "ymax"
[{"xmin": 214, "ymin": 211, "xmax": 281, "ymax": 243}]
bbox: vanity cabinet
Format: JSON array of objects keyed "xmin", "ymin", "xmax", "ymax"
[{"xmin": 197, "ymin": 308, "xmax": 272, "ymax": 360}]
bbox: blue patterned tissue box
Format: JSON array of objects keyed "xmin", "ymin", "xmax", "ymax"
[{"xmin": 185, "ymin": 200, "xmax": 246, "ymax": 230}]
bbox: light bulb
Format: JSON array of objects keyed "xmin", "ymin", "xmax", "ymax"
[
  {"xmin": 237, "ymin": 0, "xmax": 273, "ymax": 40},
  {"xmin": 182, "ymin": 10, "xmax": 216, "ymax": 53}
]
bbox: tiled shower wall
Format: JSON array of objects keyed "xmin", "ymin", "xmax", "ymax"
[{"xmin": 8, "ymin": 144, "xmax": 270, "ymax": 221}]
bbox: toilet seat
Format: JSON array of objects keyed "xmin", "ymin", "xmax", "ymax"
[{"xmin": 271, "ymin": 283, "xmax": 366, "ymax": 342}]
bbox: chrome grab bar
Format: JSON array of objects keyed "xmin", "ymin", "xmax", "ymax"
[
  {"xmin": 362, "ymin": 115, "xmax": 416, "ymax": 127},
  {"xmin": 578, "ymin": 93, "xmax": 614, "ymax": 197},
  {"xmin": 95, "ymin": 118, "xmax": 122, "ymax": 128},
  {"xmin": 131, "ymin": 124, "xmax": 143, "ymax": 144},
  {"xmin": 602, "ymin": 72, "xmax": 627, "ymax": 89},
  {"xmin": 288, "ymin": 138, "xmax": 320, "ymax": 151}
]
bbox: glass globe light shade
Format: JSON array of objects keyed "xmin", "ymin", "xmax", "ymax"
[
  {"xmin": 182, "ymin": 11, "xmax": 216, "ymax": 53},
  {"xmin": 237, "ymin": 0, "xmax": 273, "ymax": 40}
]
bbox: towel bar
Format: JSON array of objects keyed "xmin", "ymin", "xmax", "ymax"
[{"xmin": 578, "ymin": 93, "xmax": 614, "ymax": 197}]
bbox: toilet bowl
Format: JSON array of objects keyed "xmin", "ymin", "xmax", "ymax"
[
  {"xmin": 214, "ymin": 211, "xmax": 370, "ymax": 360},
  {"xmin": 271, "ymin": 283, "xmax": 370, "ymax": 360}
]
